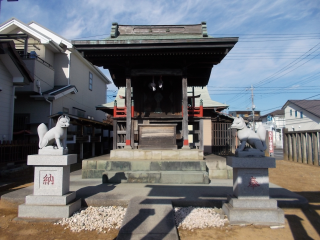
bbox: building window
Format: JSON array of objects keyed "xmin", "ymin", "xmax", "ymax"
[
  {"xmin": 89, "ymin": 72, "xmax": 93, "ymax": 91},
  {"xmin": 300, "ymin": 111, "xmax": 303, "ymax": 118},
  {"xmin": 63, "ymin": 107, "xmax": 69, "ymax": 114},
  {"xmin": 290, "ymin": 109, "xmax": 292, "ymax": 116},
  {"xmin": 295, "ymin": 110, "xmax": 297, "ymax": 117},
  {"xmin": 73, "ymin": 107, "xmax": 85, "ymax": 118}
]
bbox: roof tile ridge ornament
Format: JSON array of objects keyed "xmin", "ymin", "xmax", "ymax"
[
  {"xmin": 201, "ymin": 21, "xmax": 208, "ymax": 37},
  {"xmin": 111, "ymin": 22, "xmax": 119, "ymax": 38}
]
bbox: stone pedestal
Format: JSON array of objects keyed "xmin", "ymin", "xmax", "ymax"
[
  {"xmin": 222, "ymin": 156, "xmax": 284, "ymax": 225},
  {"xmin": 18, "ymin": 154, "xmax": 81, "ymax": 219}
]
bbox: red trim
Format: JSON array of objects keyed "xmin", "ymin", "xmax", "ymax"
[
  {"xmin": 126, "ymin": 140, "xmax": 131, "ymax": 145},
  {"xmin": 131, "ymin": 106, "xmax": 134, "ymax": 118},
  {"xmin": 183, "ymin": 140, "xmax": 189, "ymax": 145},
  {"xmin": 114, "ymin": 107, "xmax": 127, "ymax": 117},
  {"xmin": 182, "ymin": 105, "xmax": 203, "ymax": 118}
]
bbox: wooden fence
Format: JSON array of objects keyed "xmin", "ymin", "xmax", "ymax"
[
  {"xmin": 0, "ymin": 140, "xmax": 38, "ymax": 165},
  {"xmin": 212, "ymin": 122, "xmax": 234, "ymax": 155},
  {"xmin": 283, "ymin": 128, "xmax": 320, "ymax": 166}
]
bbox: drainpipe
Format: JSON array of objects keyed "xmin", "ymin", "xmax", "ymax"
[
  {"xmin": 10, "ymin": 86, "xmax": 16, "ymax": 141},
  {"xmin": 68, "ymin": 51, "xmax": 71, "ymax": 85},
  {"xmin": 45, "ymin": 97, "xmax": 53, "ymax": 129},
  {"xmin": 36, "ymin": 80, "xmax": 52, "ymax": 129}
]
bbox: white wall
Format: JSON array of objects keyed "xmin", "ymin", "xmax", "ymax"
[
  {"xmin": 44, "ymin": 47, "xmax": 54, "ymax": 66},
  {"xmin": 53, "ymin": 53, "xmax": 106, "ymax": 121},
  {"xmin": 14, "ymin": 94, "xmax": 50, "ymax": 133},
  {"xmin": 54, "ymin": 51, "xmax": 70, "ymax": 85},
  {"xmin": 0, "ymin": 59, "xmax": 14, "ymax": 141},
  {"xmin": 203, "ymin": 119, "xmax": 212, "ymax": 153},
  {"xmin": 285, "ymin": 103, "xmax": 320, "ymax": 131}
]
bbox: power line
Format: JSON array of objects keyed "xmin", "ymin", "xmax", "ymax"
[
  {"xmin": 254, "ymin": 41, "xmax": 320, "ymax": 87},
  {"xmin": 259, "ymin": 93, "xmax": 320, "ymax": 114}
]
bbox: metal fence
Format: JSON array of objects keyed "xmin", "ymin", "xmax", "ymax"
[
  {"xmin": 0, "ymin": 140, "xmax": 38, "ymax": 165},
  {"xmin": 283, "ymin": 128, "xmax": 320, "ymax": 166}
]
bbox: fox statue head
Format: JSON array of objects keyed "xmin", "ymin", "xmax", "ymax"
[
  {"xmin": 230, "ymin": 117, "xmax": 246, "ymax": 130},
  {"xmin": 57, "ymin": 115, "xmax": 70, "ymax": 128}
]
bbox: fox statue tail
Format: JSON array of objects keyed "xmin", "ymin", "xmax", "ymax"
[
  {"xmin": 37, "ymin": 123, "xmax": 48, "ymax": 149},
  {"xmin": 256, "ymin": 125, "xmax": 267, "ymax": 151}
]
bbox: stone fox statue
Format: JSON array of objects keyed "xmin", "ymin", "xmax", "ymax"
[
  {"xmin": 37, "ymin": 115, "xmax": 70, "ymax": 149},
  {"xmin": 230, "ymin": 117, "xmax": 267, "ymax": 152}
]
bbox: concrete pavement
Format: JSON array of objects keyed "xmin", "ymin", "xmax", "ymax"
[
  {"xmin": 1, "ymin": 168, "xmax": 307, "ymax": 240},
  {"xmin": 1, "ymin": 168, "xmax": 307, "ymax": 209}
]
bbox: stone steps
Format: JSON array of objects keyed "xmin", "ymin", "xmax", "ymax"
[
  {"xmin": 82, "ymin": 159, "xmax": 209, "ymax": 184},
  {"xmin": 110, "ymin": 149, "xmax": 203, "ymax": 160},
  {"xmin": 102, "ymin": 171, "xmax": 209, "ymax": 184}
]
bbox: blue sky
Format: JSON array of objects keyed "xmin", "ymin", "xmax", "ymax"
[{"xmin": 1, "ymin": 0, "xmax": 320, "ymax": 115}]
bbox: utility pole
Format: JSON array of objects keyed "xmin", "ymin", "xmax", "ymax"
[{"xmin": 251, "ymin": 85, "xmax": 255, "ymax": 131}]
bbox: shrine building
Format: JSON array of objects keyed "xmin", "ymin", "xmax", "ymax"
[{"xmin": 72, "ymin": 22, "xmax": 238, "ymax": 155}]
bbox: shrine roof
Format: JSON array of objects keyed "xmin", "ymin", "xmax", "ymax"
[
  {"xmin": 72, "ymin": 22, "xmax": 238, "ymax": 87},
  {"xmin": 72, "ymin": 22, "xmax": 238, "ymax": 45}
]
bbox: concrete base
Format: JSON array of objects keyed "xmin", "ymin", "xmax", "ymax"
[
  {"xmin": 227, "ymin": 195, "xmax": 277, "ymax": 209},
  {"xmin": 18, "ymin": 153, "xmax": 80, "ymax": 219},
  {"xmin": 235, "ymin": 149, "xmax": 265, "ymax": 158},
  {"xmin": 18, "ymin": 199, "xmax": 81, "ymax": 219},
  {"xmin": 206, "ymin": 155, "xmax": 233, "ymax": 179},
  {"xmin": 223, "ymin": 156, "xmax": 285, "ymax": 225},
  {"xmin": 222, "ymin": 202, "xmax": 284, "ymax": 225},
  {"xmin": 38, "ymin": 147, "xmax": 68, "ymax": 155},
  {"xmin": 25, "ymin": 192, "xmax": 76, "ymax": 205}
]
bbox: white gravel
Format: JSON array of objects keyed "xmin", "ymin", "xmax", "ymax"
[
  {"xmin": 54, "ymin": 206, "xmax": 127, "ymax": 233},
  {"xmin": 174, "ymin": 207, "xmax": 228, "ymax": 230},
  {"xmin": 54, "ymin": 205, "xmax": 227, "ymax": 233}
]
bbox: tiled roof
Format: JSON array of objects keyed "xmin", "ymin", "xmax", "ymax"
[
  {"xmin": 42, "ymin": 85, "xmax": 78, "ymax": 96},
  {"xmin": 285, "ymin": 100, "xmax": 320, "ymax": 118},
  {"xmin": 261, "ymin": 109, "xmax": 284, "ymax": 118}
]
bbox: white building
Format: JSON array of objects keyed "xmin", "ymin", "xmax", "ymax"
[
  {"xmin": 0, "ymin": 41, "xmax": 33, "ymax": 141},
  {"xmin": 0, "ymin": 18, "xmax": 111, "ymax": 140},
  {"xmin": 261, "ymin": 109, "xmax": 285, "ymax": 148},
  {"xmin": 282, "ymin": 100, "xmax": 320, "ymax": 132}
]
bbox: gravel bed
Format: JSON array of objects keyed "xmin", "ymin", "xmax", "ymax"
[
  {"xmin": 55, "ymin": 206, "xmax": 127, "ymax": 233},
  {"xmin": 174, "ymin": 207, "xmax": 228, "ymax": 230}
]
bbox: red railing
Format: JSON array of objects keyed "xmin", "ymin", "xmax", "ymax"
[
  {"xmin": 182, "ymin": 100, "xmax": 203, "ymax": 117},
  {"xmin": 113, "ymin": 100, "xmax": 134, "ymax": 118},
  {"xmin": 113, "ymin": 106, "xmax": 127, "ymax": 117},
  {"xmin": 188, "ymin": 106, "xmax": 203, "ymax": 117}
]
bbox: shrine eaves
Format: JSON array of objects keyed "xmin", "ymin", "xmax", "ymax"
[{"xmin": 72, "ymin": 22, "xmax": 238, "ymax": 87}]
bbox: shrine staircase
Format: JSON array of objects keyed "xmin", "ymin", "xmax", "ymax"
[{"xmin": 82, "ymin": 149, "xmax": 209, "ymax": 184}]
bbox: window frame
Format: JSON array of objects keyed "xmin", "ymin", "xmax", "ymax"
[
  {"xmin": 62, "ymin": 107, "xmax": 69, "ymax": 114},
  {"xmin": 89, "ymin": 72, "xmax": 93, "ymax": 91},
  {"xmin": 290, "ymin": 109, "xmax": 292, "ymax": 116}
]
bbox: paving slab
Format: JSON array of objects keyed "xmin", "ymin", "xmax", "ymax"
[
  {"xmin": 117, "ymin": 196, "xmax": 179, "ymax": 240},
  {"xmin": 1, "ymin": 169, "xmax": 308, "ymax": 209}
]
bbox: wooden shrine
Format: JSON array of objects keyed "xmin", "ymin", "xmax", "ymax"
[{"xmin": 72, "ymin": 22, "xmax": 238, "ymax": 151}]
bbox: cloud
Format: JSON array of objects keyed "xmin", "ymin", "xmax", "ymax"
[{"xmin": 1, "ymin": 0, "xmax": 319, "ymax": 109}]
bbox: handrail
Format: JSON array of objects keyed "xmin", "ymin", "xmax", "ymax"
[
  {"xmin": 113, "ymin": 99, "xmax": 134, "ymax": 118},
  {"xmin": 20, "ymin": 54, "xmax": 54, "ymax": 70},
  {"xmin": 182, "ymin": 99, "xmax": 203, "ymax": 117}
]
